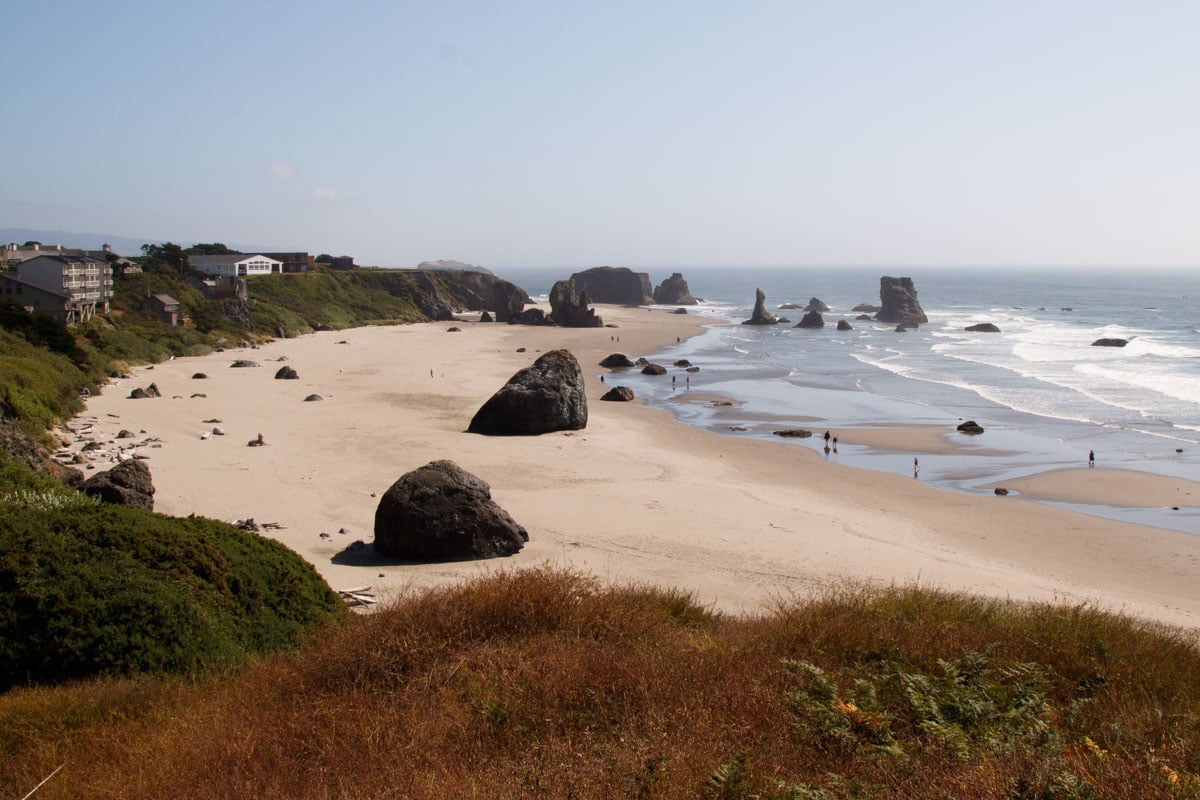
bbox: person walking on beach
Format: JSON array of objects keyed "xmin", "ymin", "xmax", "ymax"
[
  {"xmin": 1089, "ymin": 450, "xmax": 1095, "ymax": 468},
  {"xmin": 913, "ymin": 457, "xmax": 919, "ymax": 479}
]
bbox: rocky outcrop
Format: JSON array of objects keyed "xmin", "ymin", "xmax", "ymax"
[
  {"xmin": 468, "ymin": 349, "xmax": 587, "ymax": 435},
  {"xmin": 518, "ymin": 308, "xmax": 549, "ymax": 325},
  {"xmin": 875, "ymin": 277, "xmax": 928, "ymax": 325},
  {"xmin": 957, "ymin": 420, "xmax": 985, "ymax": 435},
  {"xmin": 549, "ymin": 279, "xmax": 604, "ymax": 327},
  {"xmin": 795, "ymin": 311, "xmax": 825, "ymax": 329},
  {"xmin": 81, "ymin": 459, "xmax": 155, "ymax": 510},
  {"xmin": 569, "ymin": 267, "xmax": 653, "ymax": 305},
  {"xmin": 373, "ymin": 460, "xmax": 527, "ymax": 561},
  {"xmin": 220, "ymin": 297, "xmax": 255, "ymax": 330},
  {"xmin": 742, "ymin": 288, "xmax": 779, "ymax": 325},
  {"xmin": 599, "ymin": 353, "xmax": 635, "ymax": 368},
  {"xmin": 804, "ymin": 297, "xmax": 829, "ymax": 313},
  {"xmin": 966, "ymin": 323, "xmax": 1000, "ymax": 333},
  {"xmin": 0, "ymin": 419, "xmax": 82, "ymax": 486},
  {"xmin": 274, "ymin": 366, "xmax": 300, "ymax": 379},
  {"xmin": 641, "ymin": 364, "xmax": 667, "ymax": 375},
  {"xmin": 652, "ymin": 273, "xmax": 699, "ymax": 305},
  {"xmin": 600, "ymin": 386, "xmax": 635, "ymax": 401},
  {"xmin": 836, "ymin": 320, "xmax": 853, "ymax": 331},
  {"xmin": 853, "ymin": 303, "xmax": 881, "ymax": 313},
  {"xmin": 417, "ymin": 259, "xmax": 493, "ymax": 275},
  {"xmin": 1092, "ymin": 338, "xmax": 1128, "ymax": 347},
  {"xmin": 493, "ymin": 280, "xmax": 529, "ymax": 323},
  {"xmin": 129, "ymin": 383, "xmax": 161, "ymax": 399}
]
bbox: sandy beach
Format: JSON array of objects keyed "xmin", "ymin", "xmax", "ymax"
[{"xmin": 66, "ymin": 305, "xmax": 1200, "ymax": 630}]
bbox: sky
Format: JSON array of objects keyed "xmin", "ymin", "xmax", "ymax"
[{"xmin": 4, "ymin": 1, "xmax": 1199, "ymax": 268}]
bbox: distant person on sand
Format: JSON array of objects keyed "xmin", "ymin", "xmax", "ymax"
[
  {"xmin": 823, "ymin": 431, "xmax": 831, "ymax": 445},
  {"xmin": 914, "ymin": 457, "xmax": 919, "ymax": 479},
  {"xmin": 1089, "ymin": 450, "xmax": 1095, "ymax": 468}
]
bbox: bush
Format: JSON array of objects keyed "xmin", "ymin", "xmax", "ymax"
[{"xmin": 0, "ymin": 455, "xmax": 344, "ymax": 690}]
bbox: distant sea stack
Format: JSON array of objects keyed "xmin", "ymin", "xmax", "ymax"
[
  {"xmin": 875, "ymin": 276, "xmax": 928, "ymax": 326},
  {"xmin": 742, "ymin": 288, "xmax": 779, "ymax": 325},
  {"xmin": 652, "ymin": 272, "xmax": 699, "ymax": 305},
  {"xmin": 548, "ymin": 279, "xmax": 604, "ymax": 327},
  {"xmin": 569, "ymin": 266, "xmax": 654, "ymax": 305},
  {"xmin": 418, "ymin": 259, "xmax": 494, "ymax": 275}
]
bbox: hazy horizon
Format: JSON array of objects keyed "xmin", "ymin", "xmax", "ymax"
[{"xmin": 6, "ymin": 2, "xmax": 1199, "ymax": 270}]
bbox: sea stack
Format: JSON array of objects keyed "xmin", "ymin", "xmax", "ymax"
[
  {"xmin": 742, "ymin": 288, "xmax": 779, "ymax": 325},
  {"xmin": 875, "ymin": 276, "xmax": 928, "ymax": 326},
  {"xmin": 653, "ymin": 273, "xmax": 699, "ymax": 305},
  {"xmin": 569, "ymin": 266, "xmax": 654, "ymax": 305}
]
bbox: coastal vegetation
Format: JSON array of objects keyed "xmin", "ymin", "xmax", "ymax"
[
  {"xmin": 1, "ymin": 568, "xmax": 1197, "ymax": 798},
  {"xmin": 0, "ymin": 452, "xmax": 344, "ymax": 690}
]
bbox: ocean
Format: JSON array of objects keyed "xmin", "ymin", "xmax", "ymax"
[{"xmin": 500, "ymin": 267, "xmax": 1200, "ymax": 534}]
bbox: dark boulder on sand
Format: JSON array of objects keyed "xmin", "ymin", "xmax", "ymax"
[
  {"xmin": 468, "ymin": 349, "xmax": 587, "ymax": 435},
  {"xmin": 192, "ymin": 372, "xmax": 208, "ymax": 379},
  {"xmin": 600, "ymin": 353, "xmax": 635, "ymax": 368},
  {"xmin": 957, "ymin": 420, "xmax": 985, "ymax": 435},
  {"xmin": 641, "ymin": 364, "xmax": 667, "ymax": 375},
  {"xmin": 303, "ymin": 394, "xmax": 323, "ymax": 402},
  {"xmin": 742, "ymin": 288, "xmax": 779, "ymax": 325},
  {"xmin": 129, "ymin": 383, "xmax": 161, "ymax": 399},
  {"xmin": 82, "ymin": 459, "xmax": 155, "ymax": 510},
  {"xmin": 373, "ymin": 460, "xmax": 528, "ymax": 561},
  {"xmin": 231, "ymin": 359, "xmax": 259, "ymax": 368},
  {"xmin": 274, "ymin": 366, "xmax": 300, "ymax": 380},
  {"xmin": 601, "ymin": 386, "xmax": 635, "ymax": 401}
]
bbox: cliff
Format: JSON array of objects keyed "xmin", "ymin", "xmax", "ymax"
[{"xmin": 569, "ymin": 266, "xmax": 654, "ymax": 305}]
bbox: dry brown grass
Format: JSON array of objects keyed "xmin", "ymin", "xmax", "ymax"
[{"xmin": 2, "ymin": 567, "xmax": 1198, "ymax": 799}]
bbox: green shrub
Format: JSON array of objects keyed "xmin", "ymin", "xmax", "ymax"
[{"xmin": 0, "ymin": 455, "xmax": 344, "ymax": 689}]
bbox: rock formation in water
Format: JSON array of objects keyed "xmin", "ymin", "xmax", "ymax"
[
  {"xmin": 795, "ymin": 311, "xmax": 825, "ymax": 329},
  {"xmin": 1091, "ymin": 338, "xmax": 1128, "ymax": 347},
  {"xmin": 468, "ymin": 349, "xmax": 587, "ymax": 435},
  {"xmin": 569, "ymin": 267, "xmax": 654, "ymax": 305},
  {"xmin": 548, "ymin": 279, "xmax": 604, "ymax": 327},
  {"xmin": 652, "ymin": 272, "xmax": 699, "ymax": 305},
  {"xmin": 742, "ymin": 288, "xmax": 779, "ymax": 325},
  {"xmin": 966, "ymin": 323, "xmax": 1001, "ymax": 333},
  {"xmin": 804, "ymin": 297, "xmax": 830, "ymax": 313},
  {"xmin": 836, "ymin": 320, "xmax": 853, "ymax": 331},
  {"xmin": 373, "ymin": 460, "xmax": 527, "ymax": 561},
  {"xmin": 875, "ymin": 277, "xmax": 928, "ymax": 325}
]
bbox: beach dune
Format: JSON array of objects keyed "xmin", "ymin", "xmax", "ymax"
[{"xmin": 70, "ymin": 306, "xmax": 1200, "ymax": 630}]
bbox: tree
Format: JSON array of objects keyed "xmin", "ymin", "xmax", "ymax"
[
  {"xmin": 185, "ymin": 243, "xmax": 240, "ymax": 256},
  {"xmin": 140, "ymin": 242, "xmax": 186, "ymax": 274}
]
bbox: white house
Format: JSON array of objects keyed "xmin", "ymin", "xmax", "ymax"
[{"xmin": 188, "ymin": 254, "xmax": 283, "ymax": 277}]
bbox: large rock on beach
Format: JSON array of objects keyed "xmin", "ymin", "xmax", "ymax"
[
  {"xmin": 493, "ymin": 280, "xmax": 529, "ymax": 323},
  {"xmin": 641, "ymin": 363, "xmax": 667, "ymax": 375},
  {"xmin": 468, "ymin": 349, "xmax": 587, "ymax": 435},
  {"xmin": 742, "ymin": 288, "xmax": 779, "ymax": 325},
  {"xmin": 81, "ymin": 459, "xmax": 155, "ymax": 510},
  {"xmin": 875, "ymin": 276, "xmax": 928, "ymax": 325},
  {"xmin": 599, "ymin": 353, "xmax": 635, "ymax": 368},
  {"xmin": 373, "ymin": 460, "xmax": 527, "ymax": 561},
  {"xmin": 549, "ymin": 279, "xmax": 604, "ymax": 327},
  {"xmin": 601, "ymin": 386, "xmax": 635, "ymax": 401},
  {"xmin": 129, "ymin": 383, "xmax": 161, "ymax": 399},
  {"xmin": 274, "ymin": 366, "xmax": 300, "ymax": 379},
  {"xmin": 652, "ymin": 272, "xmax": 699, "ymax": 305},
  {"xmin": 569, "ymin": 266, "xmax": 654, "ymax": 305},
  {"xmin": 795, "ymin": 311, "xmax": 825, "ymax": 328},
  {"xmin": 957, "ymin": 420, "xmax": 985, "ymax": 435}
]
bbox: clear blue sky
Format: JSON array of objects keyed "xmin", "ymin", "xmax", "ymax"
[{"xmin": 4, "ymin": 1, "xmax": 1198, "ymax": 268}]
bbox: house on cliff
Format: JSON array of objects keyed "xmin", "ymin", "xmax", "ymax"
[
  {"xmin": 189, "ymin": 254, "xmax": 283, "ymax": 277},
  {"xmin": 3, "ymin": 254, "xmax": 113, "ymax": 323}
]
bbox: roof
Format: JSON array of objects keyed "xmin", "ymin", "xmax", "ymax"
[
  {"xmin": 189, "ymin": 254, "xmax": 280, "ymax": 266},
  {"xmin": 0, "ymin": 273, "xmax": 70, "ymax": 301},
  {"xmin": 152, "ymin": 294, "xmax": 179, "ymax": 305}
]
